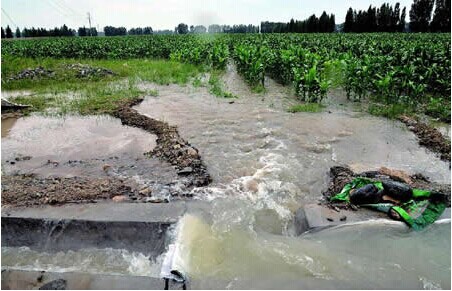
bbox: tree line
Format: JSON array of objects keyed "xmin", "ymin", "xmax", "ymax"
[
  {"xmin": 1, "ymin": 0, "xmax": 450, "ymax": 38},
  {"xmin": 344, "ymin": 0, "xmax": 450, "ymax": 32},
  {"xmin": 0, "ymin": 24, "xmax": 76, "ymax": 38},
  {"xmin": 174, "ymin": 23, "xmax": 259, "ymax": 34},
  {"xmin": 261, "ymin": 12, "xmax": 335, "ymax": 33},
  {"xmin": 344, "ymin": 3, "xmax": 406, "ymax": 32}
]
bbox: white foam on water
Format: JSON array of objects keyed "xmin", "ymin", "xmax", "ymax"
[{"xmin": 1, "ymin": 247, "xmax": 161, "ymax": 277}]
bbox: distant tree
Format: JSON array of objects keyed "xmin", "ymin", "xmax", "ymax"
[
  {"xmin": 129, "ymin": 27, "xmax": 144, "ymax": 35},
  {"xmin": 89, "ymin": 27, "xmax": 98, "ymax": 36},
  {"xmin": 430, "ymin": 0, "xmax": 451, "ymax": 32},
  {"xmin": 154, "ymin": 29, "xmax": 173, "ymax": 34},
  {"xmin": 319, "ymin": 12, "xmax": 329, "ymax": 32},
  {"xmin": 193, "ymin": 25, "xmax": 206, "ymax": 33},
  {"xmin": 328, "ymin": 14, "xmax": 336, "ymax": 32},
  {"xmin": 176, "ymin": 23, "xmax": 189, "ymax": 34},
  {"xmin": 15, "ymin": 27, "xmax": 21, "ymax": 38},
  {"xmin": 5, "ymin": 25, "xmax": 13, "ymax": 38},
  {"xmin": 409, "ymin": 0, "xmax": 434, "ymax": 32},
  {"xmin": 78, "ymin": 26, "xmax": 87, "ymax": 36},
  {"xmin": 399, "ymin": 7, "xmax": 407, "ymax": 31},
  {"xmin": 344, "ymin": 8, "xmax": 354, "ymax": 32},
  {"xmin": 143, "ymin": 26, "xmax": 153, "ymax": 34},
  {"xmin": 208, "ymin": 24, "xmax": 222, "ymax": 33},
  {"xmin": 1, "ymin": 27, "xmax": 5, "ymax": 38},
  {"xmin": 104, "ymin": 26, "xmax": 126, "ymax": 36}
]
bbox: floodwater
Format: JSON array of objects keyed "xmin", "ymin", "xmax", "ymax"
[
  {"xmin": 133, "ymin": 66, "xmax": 450, "ymax": 289},
  {"xmin": 2, "ymin": 66, "xmax": 451, "ymax": 289},
  {"xmin": 2, "ymin": 117, "xmax": 18, "ymax": 138},
  {"xmin": 2, "ymin": 114, "xmax": 160, "ymax": 177}
]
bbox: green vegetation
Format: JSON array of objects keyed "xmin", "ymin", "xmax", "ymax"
[
  {"xmin": 288, "ymin": 103, "xmax": 325, "ymax": 113},
  {"xmin": 208, "ymin": 72, "xmax": 237, "ymax": 98},
  {"xmin": 2, "ymin": 33, "xmax": 450, "ymax": 119},
  {"xmin": 368, "ymin": 103, "xmax": 414, "ymax": 119},
  {"xmin": 1, "ymin": 57, "xmax": 202, "ymax": 116}
]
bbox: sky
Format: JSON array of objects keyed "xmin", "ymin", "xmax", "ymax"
[{"xmin": 1, "ymin": 0, "xmax": 413, "ymax": 31}]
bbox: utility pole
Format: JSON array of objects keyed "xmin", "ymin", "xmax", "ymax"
[{"xmin": 87, "ymin": 12, "xmax": 92, "ymax": 36}]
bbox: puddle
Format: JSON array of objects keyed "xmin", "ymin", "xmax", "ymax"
[{"xmin": 1, "ymin": 114, "xmax": 160, "ymax": 178}]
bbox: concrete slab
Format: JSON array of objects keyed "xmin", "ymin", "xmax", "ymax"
[
  {"xmin": 2, "ymin": 202, "xmax": 187, "ymax": 223},
  {"xmin": 1, "ymin": 202, "xmax": 189, "ymax": 257},
  {"xmin": 295, "ymin": 204, "xmax": 451, "ymax": 235}
]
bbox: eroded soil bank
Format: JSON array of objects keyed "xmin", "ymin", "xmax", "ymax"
[
  {"xmin": 112, "ymin": 98, "xmax": 211, "ymax": 187},
  {"xmin": 399, "ymin": 115, "xmax": 451, "ymax": 162}
]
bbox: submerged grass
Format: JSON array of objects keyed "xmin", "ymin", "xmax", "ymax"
[
  {"xmin": 288, "ymin": 103, "xmax": 325, "ymax": 113},
  {"xmin": 367, "ymin": 103, "xmax": 414, "ymax": 119},
  {"xmin": 1, "ymin": 57, "xmax": 203, "ymax": 115},
  {"xmin": 208, "ymin": 71, "xmax": 237, "ymax": 98}
]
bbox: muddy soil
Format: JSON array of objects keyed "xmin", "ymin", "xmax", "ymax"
[
  {"xmin": 1, "ymin": 175, "xmax": 132, "ymax": 208},
  {"xmin": 112, "ymin": 98, "xmax": 211, "ymax": 187},
  {"xmin": 399, "ymin": 115, "xmax": 451, "ymax": 162},
  {"xmin": 6, "ymin": 64, "xmax": 114, "ymax": 81},
  {"xmin": 323, "ymin": 165, "xmax": 451, "ymax": 208}
]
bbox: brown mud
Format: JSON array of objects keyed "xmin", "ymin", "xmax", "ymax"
[
  {"xmin": 399, "ymin": 115, "xmax": 451, "ymax": 162},
  {"xmin": 1, "ymin": 175, "xmax": 132, "ymax": 208},
  {"xmin": 323, "ymin": 165, "xmax": 451, "ymax": 208},
  {"xmin": 112, "ymin": 97, "xmax": 211, "ymax": 187}
]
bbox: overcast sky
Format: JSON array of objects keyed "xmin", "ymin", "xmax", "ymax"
[{"xmin": 1, "ymin": 0, "xmax": 413, "ymax": 31}]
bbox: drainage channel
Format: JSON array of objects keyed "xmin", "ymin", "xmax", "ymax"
[{"xmin": 1, "ymin": 202, "xmax": 197, "ymax": 290}]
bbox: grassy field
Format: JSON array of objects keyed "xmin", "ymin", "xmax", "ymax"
[{"xmin": 2, "ymin": 56, "xmax": 204, "ymax": 115}]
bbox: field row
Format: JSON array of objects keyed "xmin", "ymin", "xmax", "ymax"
[{"xmin": 2, "ymin": 33, "xmax": 450, "ymax": 119}]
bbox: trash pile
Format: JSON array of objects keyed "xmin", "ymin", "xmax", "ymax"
[
  {"xmin": 324, "ymin": 166, "xmax": 450, "ymax": 230},
  {"xmin": 7, "ymin": 67, "xmax": 55, "ymax": 81},
  {"xmin": 65, "ymin": 63, "xmax": 115, "ymax": 78}
]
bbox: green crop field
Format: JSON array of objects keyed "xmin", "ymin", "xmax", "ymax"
[{"xmin": 2, "ymin": 33, "xmax": 450, "ymax": 120}]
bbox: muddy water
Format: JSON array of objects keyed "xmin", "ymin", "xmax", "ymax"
[
  {"xmin": 136, "ymin": 72, "xmax": 450, "ymax": 289},
  {"xmin": 2, "ymin": 115, "xmax": 154, "ymax": 176},
  {"xmin": 2, "ymin": 117, "xmax": 18, "ymax": 138}
]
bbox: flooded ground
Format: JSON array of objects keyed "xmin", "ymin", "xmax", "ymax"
[
  {"xmin": 2, "ymin": 117, "xmax": 18, "ymax": 138},
  {"xmin": 133, "ymin": 68, "xmax": 450, "ymax": 289},
  {"xmin": 1, "ymin": 114, "xmax": 175, "ymax": 179},
  {"xmin": 1, "ymin": 66, "xmax": 450, "ymax": 289}
]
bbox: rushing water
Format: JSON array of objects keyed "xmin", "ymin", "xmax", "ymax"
[
  {"xmin": 134, "ymin": 70, "xmax": 450, "ymax": 289},
  {"xmin": 1, "ymin": 247, "xmax": 163, "ymax": 277}
]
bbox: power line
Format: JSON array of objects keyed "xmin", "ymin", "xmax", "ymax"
[
  {"xmin": 55, "ymin": 0, "xmax": 85, "ymax": 18},
  {"xmin": 1, "ymin": 8, "xmax": 18, "ymax": 29},
  {"xmin": 44, "ymin": 0, "xmax": 71, "ymax": 18}
]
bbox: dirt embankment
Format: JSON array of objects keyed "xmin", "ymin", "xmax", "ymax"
[
  {"xmin": 323, "ymin": 166, "xmax": 451, "ymax": 208},
  {"xmin": 112, "ymin": 97, "xmax": 211, "ymax": 187},
  {"xmin": 2, "ymin": 175, "xmax": 132, "ymax": 208},
  {"xmin": 399, "ymin": 115, "xmax": 451, "ymax": 163}
]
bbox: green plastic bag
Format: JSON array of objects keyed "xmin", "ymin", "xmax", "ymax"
[{"xmin": 330, "ymin": 177, "xmax": 383, "ymax": 202}]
